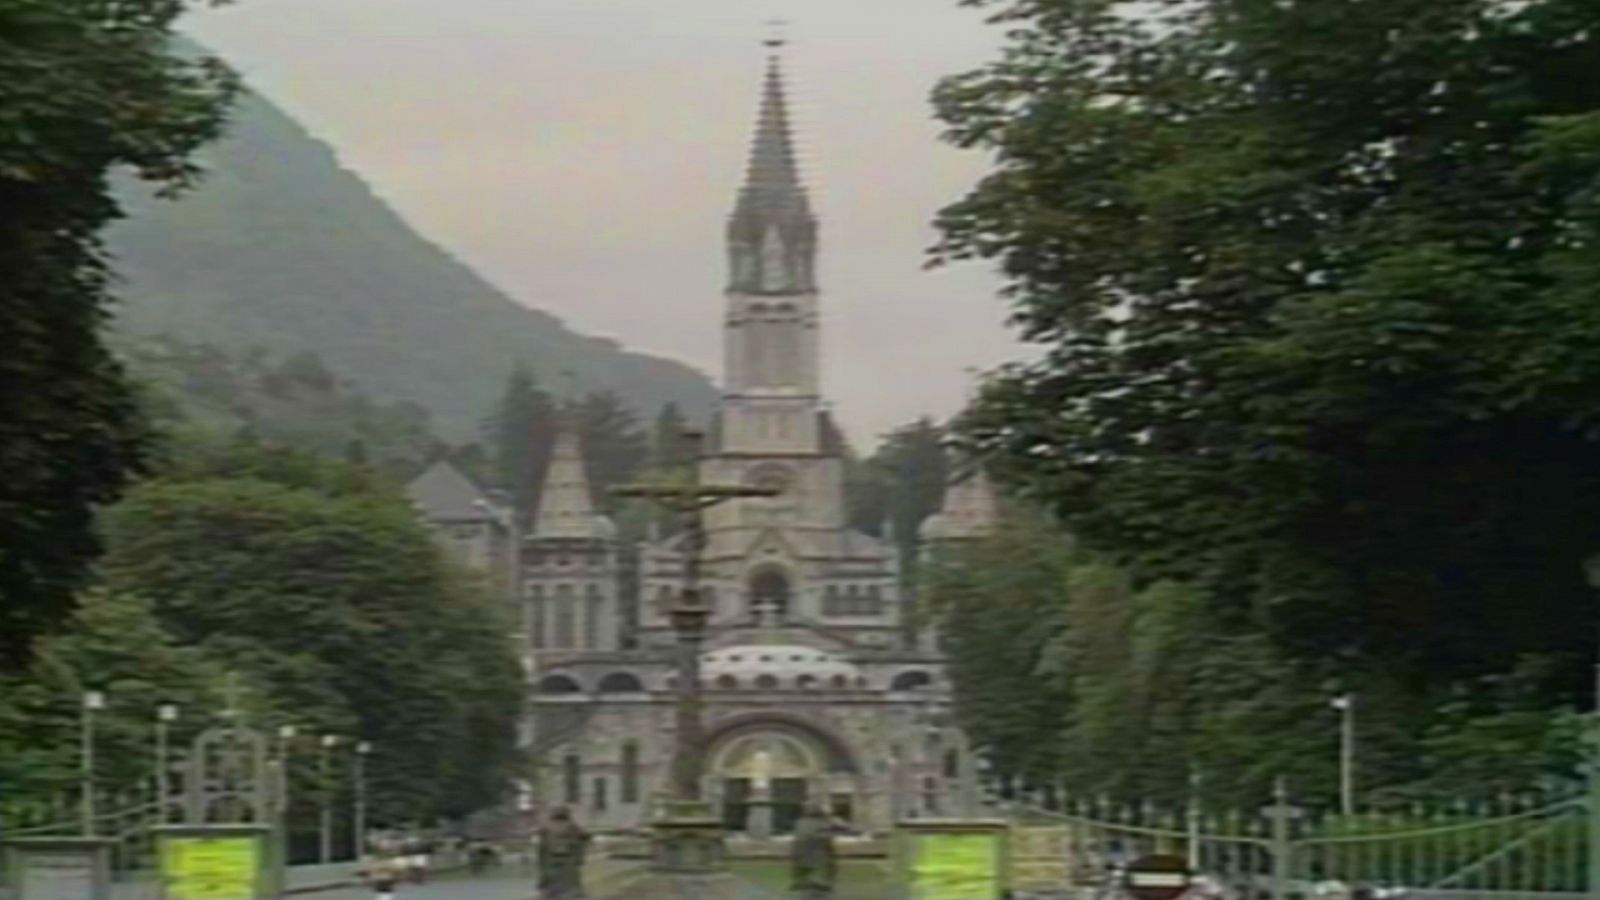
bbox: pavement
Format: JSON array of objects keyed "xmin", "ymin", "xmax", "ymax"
[
  {"xmin": 590, "ymin": 869, "xmax": 782, "ymax": 900},
  {"xmin": 299, "ymin": 858, "xmax": 654, "ymax": 900},
  {"xmin": 291, "ymin": 862, "xmax": 794, "ymax": 900}
]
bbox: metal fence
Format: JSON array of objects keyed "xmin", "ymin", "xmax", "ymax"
[{"xmin": 1004, "ymin": 786, "xmax": 1593, "ymax": 900}]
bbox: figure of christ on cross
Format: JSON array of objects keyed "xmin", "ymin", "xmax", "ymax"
[{"xmin": 612, "ymin": 437, "xmax": 780, "ymax": 802}]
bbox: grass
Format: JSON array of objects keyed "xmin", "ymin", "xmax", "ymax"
[{"xmin": 730, "ymin": 859, "xmax": 892, "ymax": 899}]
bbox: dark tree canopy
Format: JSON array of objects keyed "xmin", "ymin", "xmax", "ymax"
[
  {"xmin": 0, "ymin": 0, "xmax": 236, "ymax": 669},
  {"xmin": 483, "ymin": 364, "xmax": 557, "ymax": 517},
  {"xmin": 100, "ymin": 446, "xmax": 523, "ymax": 823},
  {"xmin": 939, "ymin": 0, "xmax": 1600, "ymax": 693}
]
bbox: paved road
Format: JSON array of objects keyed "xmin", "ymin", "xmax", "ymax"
[
  {"xmin": 300, "ymin": 866, "xmax": 787, "ymax": 900},
  {"xmin": 308, "ymin": 870, "xmax": 543, "ymax": 900}
]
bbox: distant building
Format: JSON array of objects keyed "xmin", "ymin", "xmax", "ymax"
[{"xmin": 409, "ymin": 50, "xmax": 997, "ymax": 834}]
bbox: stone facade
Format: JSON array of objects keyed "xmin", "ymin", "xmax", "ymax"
[{"xmin": 409, "ymin": 51, "xmax": 995, "ymax": 835}]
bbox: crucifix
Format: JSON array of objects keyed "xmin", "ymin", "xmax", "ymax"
[{"xmin": 613, "ymin": 430, "xmax": 780, "ymax": 802}]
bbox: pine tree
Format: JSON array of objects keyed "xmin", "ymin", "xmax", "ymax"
[
  {"xmin": 576, "ymin": 391, "xmax": 649, "ymax": 512},
  {"xmin": 482, "ymin": 364, "xmax": 555, "ymax": 520}
]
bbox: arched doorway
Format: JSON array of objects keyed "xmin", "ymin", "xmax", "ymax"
[
  {"xmin": 711, "ymin": 733, "xmax": 819, "ymax": 834},
  {"xmin": 748, "ymin": 568, "xmax": 791, "ymax": 621},
  {"xmin": 706, "ymin": 715, "xmax": 860, "ymax": 835}
]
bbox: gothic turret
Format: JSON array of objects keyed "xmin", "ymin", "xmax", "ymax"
[
  {"xmin": 523, "ymin": 423, "xmax": 620, "ymax": 653},
  {"xmin": 533, "ymin": 425, "xmax": 616, "ymax": 541}
]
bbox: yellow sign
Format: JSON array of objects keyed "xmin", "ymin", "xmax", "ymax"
[
  {"xmin": 911, "ymin": 832, "xmax": 1002, "ymax": 900},
  {"xmin": 1011, "ymin": 826, "xmax": 1071, "ymax": 890},
  {"xmin": 162, "ymin": 836, "xmax": 260, "ymax": 900}
]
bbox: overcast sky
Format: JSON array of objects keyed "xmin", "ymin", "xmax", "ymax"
[{"xmin": 182, "ymin": 0, "xmax": 1024, "ymax": 445}]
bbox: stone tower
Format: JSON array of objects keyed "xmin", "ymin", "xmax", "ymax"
[
  {"xmin": 522, "ymin": 422, "xmax": 622, "ymax": 654},
  {"xmin": 638, "ymin": 47, "xmax": 904, "ymax": 648}
]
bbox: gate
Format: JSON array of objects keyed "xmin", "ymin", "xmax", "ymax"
[{"xmin": 1002, "ymin": 784, "xmax": 1591, "ymax": 900}]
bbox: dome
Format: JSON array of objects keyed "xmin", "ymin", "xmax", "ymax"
[{"xmin": 701, "ymin": 644, "xmax": 860, "ymax": 685}]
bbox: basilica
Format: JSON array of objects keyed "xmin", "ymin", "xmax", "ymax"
[{"xmin": 408, "ymin": 51, "xmax": 997, "ymax": 836}]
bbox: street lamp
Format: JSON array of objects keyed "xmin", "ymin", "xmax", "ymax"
[
  {"xmin": 1331, "ymin": 694, "xmax": 1355, "ymax": 815},
  {"xmin": 277, "ymin": 726, "xmax": 298, "ymax": 871},
  {"xmin": 81, "ymin": 690, "xmax": 106, "ymax": 836},
  {"xmin": 319, "ymin": 734, "xmax": 339, "ymax": 863},
  {"xmin": 353, "ymin": 741, "xmax": 373, "ymax": 859},
  {"xmin": 156, "ymin": 703, "xmax": 180, "ymax": 823}
]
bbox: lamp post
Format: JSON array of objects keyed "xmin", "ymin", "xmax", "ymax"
[
  {"xmin": 319, "ymin": 734, "xmax": 339, "ymax": 863},
  {"xmin": 81, "ymin": 690, "xmax": 106, "ymax": 836},
  {"xmin": 277, "ymin": 726, "xmax": 298, "ymax": 871},
  {"xmin": 353, "ymin": 741, "xmax": 372, "ymax": 858},
  {"xmin": 156, "ymin": 703, "xmax": 179, "ymax": 824},
  {"xmin": 1331, "ymin": 694, "xmax": 1355, "ymax": 815}
]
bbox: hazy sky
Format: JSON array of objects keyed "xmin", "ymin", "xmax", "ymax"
[{"xmin": 183, "ymin": 0, "xmax": 1025, "ymax": 445}]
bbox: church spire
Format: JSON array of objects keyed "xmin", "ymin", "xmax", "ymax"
[
  {"xmin": 533, "ymin": 421, "xmax": 615, "ymax": 540},
  {"xmin": 728, "ymin": 44, "xmax": 817, "ymax": 295}
]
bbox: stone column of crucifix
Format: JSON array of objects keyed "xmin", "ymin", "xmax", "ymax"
[{"xmin": 613, "ymin": 432, "xmax": 780, "ymax": 803}]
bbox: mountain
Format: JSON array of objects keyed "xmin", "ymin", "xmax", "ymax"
[
  {"xmin": 103, "ymin": 85, "xmax": 717, "ymax": 440},
  {"xmin": 120, "ymin": 333, "xmax": 441, "ymax": 476}
]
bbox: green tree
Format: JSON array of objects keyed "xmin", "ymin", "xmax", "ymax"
[
  {"xmin": 922, "ymin": 510, "xmax": 1079, "ymax": 789},
  {"xmin": 0, "ymin": 591, "xmax": 233, "ymax": 823},
  {"xmin": 0, "ymin": 0, "xmax": 236, "ymax": 669},
  {"xmin": 99, "ymin": 459, "xmax": 523, "ymax": 824},
  {"xmin": 938, "ymin": 0, "xmax": 1600, "ymax": 694},
  {"xmin": 575, "ymin": 389, "xmax": 649, "ymax": 511},
  {"xmin": 122, "ymin": 336, "xmax": 441, "ymax": 478},
  {"xmin": 482, "ymin": 364, "xmax": 555, "ymax": 519}
]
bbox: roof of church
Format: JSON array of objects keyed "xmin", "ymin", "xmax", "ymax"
[
  {"xmin": 407, "ymin": 459, "xmax": 496, "ymax": 523},
  {"xmin": 531, "ymin": 426, "xmax": 617, "ymax": 541},
  {"xmin": 734, "ymin": 54, "xmax": 811, "ymax": 227}
]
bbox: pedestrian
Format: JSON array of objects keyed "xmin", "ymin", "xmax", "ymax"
[
  {"xmin": 361, "ymin": 854, "xmax": 404, "ymax": 900},
  {"xmin": 790, "ymin": 805, "xmax": 839, "ymax": 900},
  {"xmin": 537, "ymin": 806, "xmax": 591, "ymax": 900},
  {"xmin": 405, "ymin": 841, "xmax": 430, "ymax": 885}
]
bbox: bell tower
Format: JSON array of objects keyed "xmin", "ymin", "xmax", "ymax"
[{"xmin": 720, "ymin": 44, "xmax": 822, "ymax": 454}]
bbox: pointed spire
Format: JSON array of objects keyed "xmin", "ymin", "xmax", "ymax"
[
  {"xmin": 919, "ymin": 455, "xmax": 1000, "ymax": 543},
  {"xmin": 740, "ymin": 54, "xmax": 809, "ymax": 216},
  {"xmin": 728, "ymin": 45, "xmax": 817, "ymax": 295},
  {"xmin": 533, "ymin": 423, "xmax": 615, "ymax": 540}
]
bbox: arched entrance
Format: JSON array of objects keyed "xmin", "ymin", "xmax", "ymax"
[
  {"xmin": 706, "ymin": 714, "xmax": 860, "ymax": 835},
  {"xmin": 712, "ymin": 733, "xmax": 818, "ymax": 834},
  {"xmin": 748, "ymin": 567, "xmax": 791, "ymax": 620}
]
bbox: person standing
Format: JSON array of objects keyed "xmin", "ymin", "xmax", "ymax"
[
  {"xmin": 537, "ymin": 807, "xmax": 592, "ymax": 900},
  {"xmin": 790, "ymin": 805, "xmax": 839, "ymax": 900}
]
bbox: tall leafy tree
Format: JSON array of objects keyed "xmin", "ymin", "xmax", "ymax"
[
  {"xmin": 99, "ymin": 448, "xmax": 523, "ymax": 823},
  {"xmin": 938, "ymin": 0, "xmax": 1600, "ymax": 693},
  {"xmin": 0, "ymin": 0, "xmax": 236, "ymax": 669},
  {"xmin": 922, "ymin": 510, "xmax": 1079, "ymax": 788},
  {"xmin": 0, "ymin": 590, "xmax": 234, "ymax": 824}
]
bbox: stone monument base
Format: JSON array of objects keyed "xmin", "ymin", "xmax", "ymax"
[{"xmin": 651, "ymin": 800, "xmax": 726, "ymax": 873}]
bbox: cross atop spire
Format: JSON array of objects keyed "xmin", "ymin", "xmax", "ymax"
[{"xmin": 727, "ymin": 42, "xmax": 817, "ymax": 295}]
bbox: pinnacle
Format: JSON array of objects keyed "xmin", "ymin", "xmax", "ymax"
[{"xmin": 737, "ymin": 54, "xmax": 811, "ymax": 218}]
